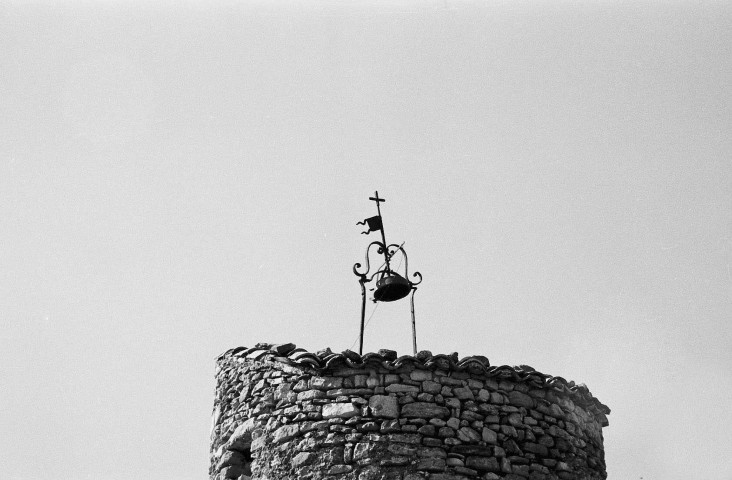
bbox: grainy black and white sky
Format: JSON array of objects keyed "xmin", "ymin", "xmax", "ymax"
[{"xmin": 1, "ymin": 1, "xmax": 731, "ymax": 479}]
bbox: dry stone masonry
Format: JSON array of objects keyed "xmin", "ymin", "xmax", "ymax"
[{"xmin": 211, "ymin": 343, "xmax": 610, "ymax": 480}]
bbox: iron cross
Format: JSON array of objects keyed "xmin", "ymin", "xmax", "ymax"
[
  {"xmin": 369, "ymin": 191, "xmax": 385, "ymax": 204},
  {"xmin": 369, "ymin": 191, "xmax": 386, "ymax": 222}
]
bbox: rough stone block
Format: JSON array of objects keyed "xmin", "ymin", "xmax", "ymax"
[
  {"xmin": 250, "ymin": 435, "xmax": 266, "ymax": 452},
  {"xmin": 465, "ymin": 457, "xmax": 501, "ymax": 472},
  {"xmin": 380, "ymin": 419, "xmax": 401, "ymax": 433},
  {"xmin": 481, "ymin": 427, "xmax": 497, "ymax": 444},
  {"xmin": 429, "ymin": 418, "xmax": 447, "ymax": 427},
  {"xmin": 219, "ymin": 465, "xmax": 244, "ymax": 479},
  {"xmin": 401, "ymin": 402, "xmax": 450, "ymax": 419},
  {"xmin": 410, "ymin": 369, "xmax": 433, "ymax": 381},
  {"xmin": 357, "ymin": 466, "xmax": 381, "ymax": 480},
  {"xmin": 455, "ymin": 466, "xmax": 479, "ymax": 476},
  {"xmin": 417, "ymin": 446, "xmax": 447, "ymax": 458},
  {"xmin": 422, "ymin": 380, "xmax": 442, "ymax": 394},
  {"xmin": 292, "ymin": 452, "xmax": 316, "ymax": 467},
  {"xmin": 417, "ymin": 393, "xmax": 435, "ymax": 402},
  {"xmin": 388, "ymin": 443, "xmax": 417, "ymax": 455},
  {"xmin": 489, "ymin": 392, "xmax": 505, "ymax": 404},
  {"xmin": 385, "ymin": 384, "xmax": 420, "ymax": 393},
  {"xmin": 387, "ymin": 433, "xmax": 422, "ymax": 444},
  {"xmin": 423, "ymin": 437, "xmax": 442, "ymax": 447},
  {"xmin": 358, "ymin": 421, "xmax": 380, "ymax": 432},
  {"xmin": 366, "ymin": 376, "xmax": 381, "ymax": 388},
  {"xmin": 498, "ymin": 380, "xmax": 515, "ymax": 391},
  {"xmin": 297, "ymin": 389, "xmax": 325, "ymax": 401},
  {"xmin": 453, "ymin": 386, "xmax": 474, "ymax": 400},
  {"xmin": 523, "ymin": 442, "xmax": 548, "ymax": 457},
  {"xmin": 272, "ymin": 424, "xmax": 300, "ymax": 444},
  {"xmin": 512, "ymin": 464, "xmax": 531, "ymax": 476},
  {"xmin": 311, "ymin": 376, "xmax": 343, "ymax": 390},
  {"xmin": 439, "ymin": 376, "xmax": 464, "ymax": 387},
  {"xmin": 322, "ymin": 403, "xmax": 360, "ymax": 419},
  {"xmin": 537, "ymin": 435, "xmax": 554, "ymax": 447},
  {"xmin": 508, "ymin": 391, "xmax": 534, "ymax": 408},
  {"xmin": 507, "ymin": 412, "xmax": 523, "ymax": 426},
  {"xmin": 217, "ymin": 450, "xmax": 244, "ymax": 469},
  {"xmin": 467, "ymin": 378, "xmax": 483, "ymax": 389},
  {"xmin": 504, "ymin": 439, "xmax": 523, "ymax": 456},
  {"xmin": 380, "ymin": 455, "xmax": 410, "ymax": 466},
  {"xmin": 327, "ymin": 464, "xmax": 353, "ymax": 474},
  {"xmin": 450, "ymin": 445, "xmax": 492, "ymax": 456},
  {"xmin": 457, "ymin": 426, "xmax": 481, "ymax": 443},
  {"xmin": 227, "ymin": 418, "xmax": 257, "ymax": 450}
]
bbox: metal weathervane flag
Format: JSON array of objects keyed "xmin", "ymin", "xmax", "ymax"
[{"xmin": 357, "ymin": 216, "xmax": 383, "ymax": 235}]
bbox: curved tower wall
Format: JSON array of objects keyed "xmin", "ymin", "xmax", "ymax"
[{"xmin": 210, "ymin": 344, "xmax": 610, "ymax": 480}]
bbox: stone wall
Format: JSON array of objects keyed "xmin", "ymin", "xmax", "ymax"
[{"xmin": 211, "ymin": 343, "xmax": 610, "ymax": 480}]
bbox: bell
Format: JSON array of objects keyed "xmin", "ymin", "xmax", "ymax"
[{"xmin": 373, "ymin": 272, "xmax": 412, "ymax": 302}]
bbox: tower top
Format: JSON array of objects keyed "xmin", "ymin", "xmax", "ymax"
[{"xmin": 211, "ymin": 341, "xmax": 611, "ymax": 479}]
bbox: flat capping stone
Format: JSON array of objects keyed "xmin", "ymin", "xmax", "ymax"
[{"xmin": 216, "ymin": 342, "xmax": 610, "ymax": 421}]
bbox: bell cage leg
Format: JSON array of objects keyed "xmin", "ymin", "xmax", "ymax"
[
  {"xmin": 410, "ymin": 287, "xmax": 418, "ymax": 355},
  {"xmin": 359, "ymin": 278, "xmax": 367, "ymax": 355}
]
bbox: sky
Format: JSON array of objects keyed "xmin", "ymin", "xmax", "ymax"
[{"xmin": 1, "ymin": 1, "xmax": 730, "ymax": 479}]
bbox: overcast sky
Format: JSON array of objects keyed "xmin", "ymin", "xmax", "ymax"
[{"xmin": 1, "ymin": 1, "xmax": 730, "ymax": 479}]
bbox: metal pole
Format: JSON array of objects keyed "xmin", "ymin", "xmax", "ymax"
[
  {"xmin": 359, "ymin": 279, "xmax": 367, "ymax": 355},
  {"xmin": 372, "ymin": 191, "xmax": 392, "ymax": 274},
  {"xmin": 410, "ymin": 287, "xmax": 418, "ymax": 355}
]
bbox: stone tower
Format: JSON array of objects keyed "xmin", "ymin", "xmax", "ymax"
[{"xmin": 210, "ymin": 343, "xmax": 610, "ymax": 480}]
